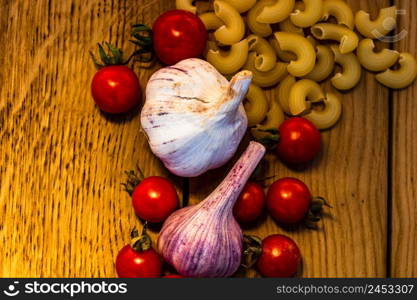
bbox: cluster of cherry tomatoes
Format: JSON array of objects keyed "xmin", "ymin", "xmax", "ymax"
[
  {"xmin": 235, "ymin": 178, "xmax": 323, "ymax": 278},
  {"xmin": 115, "ymin": 174, "xmax": 306, "ymax": 278},
  {"xmin": 89, "ymin": 10, "xmax": 207, "ymax": 277},
  {"xmin": 115, "ymin": 175, "xmax": 179, "ymax": 278},
  {"xmin": 233, "ymin": 117, "xmax": 325, "ymax": 277},
  {"xmin": 91, "ymin": 10, "xmax": 207, "ymax": 115},
  {"xmin": 89, "ymin": 9, "xmax": 327, "ymax": 278},
  {"xmin": 116, "ymin": 149, "xmax": 324, "ymax": 278},
  {"xmin": 235, "ymin": 117, "xmax": 324, "ymax": 225}
]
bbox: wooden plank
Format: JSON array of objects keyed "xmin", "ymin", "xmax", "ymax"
[
  {"xmin": 391, "ymin": 0, "xmax": 417, "ymax": 278},
  {"xmin": 189, "ymin": 0, "xmax": 389, "ymax": 277},
  {"xmin": 0, "ymin": 0, "xmax": 395, "ymax": 278},
  {"xmin": 0, "ymin": 0, "xmax": 175, "ymax": 277}
]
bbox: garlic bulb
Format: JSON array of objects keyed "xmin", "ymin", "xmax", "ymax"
[
  {"xmin": 141, "ymin": 58, "xmax": 252, "ymax": 177},
  {"xmin": 157, "ymin": 142, "xmax": 266, "ymax": 277}
]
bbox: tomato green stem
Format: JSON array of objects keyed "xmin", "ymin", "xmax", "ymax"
[
  {"xmin": 303, "ymin": 196, "xmax": 332, "ymax": 229},
  {"xmin": 126, "ymin": 24, "xmax": 154, "ymax": 63},
  {"xmin": 90, "ymin": 24, "xmax": 154, "ymax": 69},
  {"xmin": 89, "ymin": 42, "xmax": 126, "ymax": 69},
  {"xmin": 254, "ymin": 128, "xmax": 280, "ymax": 150},
  {"xmin": 130, "ymin": 222, "xmax": 152, "ymax": 252},
  {"xmin": 121, "ymin": 165, "xmax": 145, "ymax": 196},
  {"xmin": 241, "ymin": 235, "xmax": 263, "ymax": 269}
]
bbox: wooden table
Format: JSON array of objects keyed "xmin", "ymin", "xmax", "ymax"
[{"xmin": 0, "ymin": 0, "xmax": 416, "ymax": 278}]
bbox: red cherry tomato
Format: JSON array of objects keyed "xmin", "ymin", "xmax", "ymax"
[
  {"xmin": 162, "ymin": 275, "xmax": 186, "ymax": 278},
  {"xmin": 152, "ymin": 10, "xmax": 207, "ymax": 65},
  {"xmin": 116, "ymin": 245, "xmax": 162, "ymax": 278},
  {"xmin": 132, "ymin": 176, "xmax": 178, "ymax": 223},
  {"xmin": 267, "ymin": 178, "xmax": 312, "ymax": 224},
  {"xmin": 257, "ymin": 234, "xmax": 301, "ymax": 278},
  {"xmin": 277, "ymin": 117, "xmax": 321, "ymax": 164},
  {"xmin": 233, "ymin": 182, "xmax": 265, "ymax": 223},
  {"xmin": 91, "ymin": 65, "xmax": 141, "ymax": 114}
]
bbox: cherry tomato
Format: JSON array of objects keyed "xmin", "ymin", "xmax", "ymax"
[
  {"xmin": 267, "ymin": 178, "xmax": 312, "ymax": 224},
  {"xmin": 233, "ymin": 182, "xmax": 265, "ymax": 223},
  {"xmin": 277, "ymin": 117, "xmax": 321, "ymax": 164},
  {"xmin": 116, "ymin": 245, "xmax": 162, "ymax": 278},
  {"xmin": 91, "ymin": 65, "xmax": 141, "ymax": 114},
  {"xmin": 257, "ymin": 234, "xmax": 301, "ymax": 278},
  {"xmin": 162, "ymin": 275, "xmax": 186, "ymax": 278},
  {"xmin": 132, "ymin": 176, "xmax": 178, "ymax": 223},
  {"xmin": 152, "ymin": 10, "xmax": 207, "ymax": 65}
]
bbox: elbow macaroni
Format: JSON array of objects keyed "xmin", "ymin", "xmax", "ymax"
[
  {"xmin": 176, "ymin": 0, "xmax": 197, "ymax": 14},
  {"xmin": 204, "ymin": 39, "xmax": 223, "ymax": 58},
  {"xmin": 251, "ymin": 97, "xmax": 285, "ymax": 140},
  {"xmin": 311, "ymin": 23, "xmax": 359, "ymax": 54},
  {"xmin": 375, "ymin": 53, "xmax": 417, "ymax": 89},
  {"xmin": 206, "ymin": 39, "xmax": 249, "ymax": 75},
  {"xmin": 277, "ymin": 75, "xmax": 296, "ymax": 114},
  {"xmin": 244, "ymin": 84, "xmax": 270, "ymax": 127},
  {"xmin": 330, "ymin": 45, "xmax": 362, "ymax": 90},
  {"xmin": 321, "ymin": 0, "xmax": 354, "ymax": 29},
  {"xmin": 279, "ymin": 17, "xmax": 304, "ymax": 35},
  {"xmin": 274, "ymin": 32, "xmax": 316, "ymax": 77},
  {"xmin": 256, "ymin": 0, "xmax": 295, "ymax": 24},
  {"xmin": 303, "ymin": 45, "xmax": 335, "ymax": 82},
  {"xmin": 304, "ymin": 92, "xmax": 343, "ymax": 130},
  {"xmin": 248, "ymin": 34, "xmax": 277, "ymax": 72},
  {"xmin": 224, "ymin": 0, "xmax": 256, "ymax": 13},
  {"xmin": 199, "ymin": 12, "xmax": 224, "ymax": 31},
  {"xmin": 214, "ymin": 0, "xmax": 245, "ymax": 45},
  {"xmin": 306, "ymin": 35, "xmax": 318, "ymax": 47},
  {"xmin": 244, "ymin": 52, "xmax": 288, "ymax": 87},
  {"xmin": 205, "ymin": 39, "xmax": 219, "ymax": 54},
  {"xmin": 290, "ymin": 0, "xmax": 323, "ymax": 28},
  {"xmin": 288, "ymin": 79, "xmax": 325, "ymax": 115},
  {"xmin": 269, "ymin": 36, "xmax": 298, "ymax": 62},
  {"xmin": 247, "ymin": 0, "xmax": 275, "ymax": 37},
  {"xmin": 356, "ymin": 39, "xmax": 399, "ymax": 72},
  {"xmin": 355, "ymin": 6, "xmax": 397, "ymax": 39},
  {"xmin": 195, "ymin": 0, "xmax": 417, "ymax": 134}
]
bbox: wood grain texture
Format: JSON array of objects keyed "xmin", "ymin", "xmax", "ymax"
[
  {"xmin": 0, "ymin": 0, "xmax": 175, "ymax": 277},
  {"xmin": 391, "ymin": 0, "xmax": 417, "ymax": 278},
  {"xmin": 2, "ymin": 0, "xmax": 416, "ymax": 278},
  {"xmin": 190, "ymin": 0, "xmax": 389, "ymax": 278}
]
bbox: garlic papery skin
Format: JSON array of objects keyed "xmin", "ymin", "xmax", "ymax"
[
  {"xmin": 157, "ymin": 141, "xmax": 266, "ymax": 277},
  {"xmin": 141, "ymin": 58, "xmax": 252, "ymax": 177}
]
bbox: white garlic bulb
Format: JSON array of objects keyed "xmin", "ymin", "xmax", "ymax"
[{"xmin": 141, "ymin": 58, "xmax": 252, "ymax": 177}]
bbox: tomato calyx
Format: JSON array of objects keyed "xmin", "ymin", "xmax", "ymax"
[
  {"xmin": 241, "ymin": 235, "xmax": 263, "ymax": 269},
  {"xmin": 90, "ymin": 24, "xmax": 153, "ymax": 69},
  {"xmin": 303, "ymin": 196, "xmax": 332, "ymax": 229},
  {"xmin": 128, "ymin": 24, "xmax": 154, "ymax": 63},
  {"xmin": 130, "ymin": 222, "xmax": 152, "ymax": 252},
  {"xmin": 121, "ymin": 167, "xmax": 145, "ymax": 196},
  {"xmin": 255, "ymin": 128, "xmax": 280, "ymax": 150},
  {"xmin": 90, "ymin": 42, "xmax": 126, "ymax": 69},
  {"xmin": 251, "ymin": 159, "xmax": 276, "ymax": 186}
]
